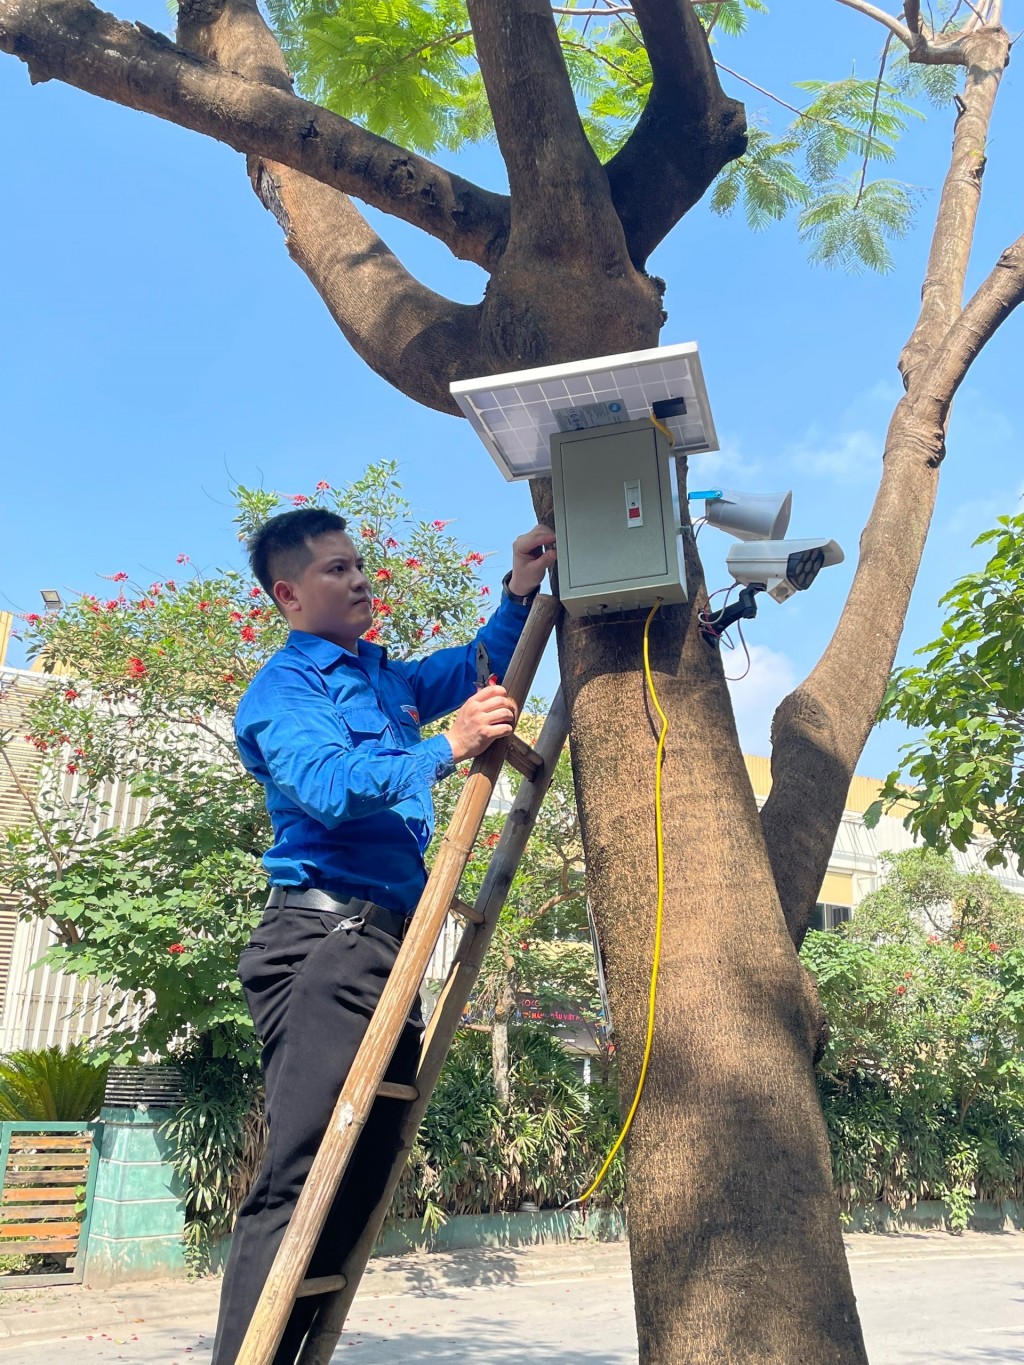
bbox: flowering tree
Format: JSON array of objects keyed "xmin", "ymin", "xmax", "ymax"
[{"xmin": 0, "ymin": 463, "xmax": 495, "ymax": 1063}]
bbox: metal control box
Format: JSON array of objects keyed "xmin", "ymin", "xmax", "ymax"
[{"xmin": 550, "ymin": 419, "xmax": 687, "ymax": 618}]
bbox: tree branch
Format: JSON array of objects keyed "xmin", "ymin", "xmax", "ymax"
[
  {"xmin": 834, "ymin": 0, "xmax": 915, "ymax": 46},
  {"xmin": 834, "ymin": 0, "xmax": 974, "ymax": 64},
  {"xmin": 603, "ymin": 0, "xmax": 747, "ymax": 268},
  {"xmin": 761, "ymin": 26, "xmax": 1012, "ymax": 947},
  {"xmin": 174, "ymin": 0, "xmax": 486, "ymax": 416},
  {"xmin": 0, "ymin": 0, "xmax": 510, "ymax": 270},
  {"xmin": 466, "ymin": 0, "xmax": 630, "ymax": 269},
  {"xmin": 926, "ymin": 234, "xmax": 1024, "ymax": 400}
]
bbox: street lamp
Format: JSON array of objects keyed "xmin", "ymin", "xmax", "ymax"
[{"xmin": 39, "ymin": 589, "xmax": 63, "ymax": 610}]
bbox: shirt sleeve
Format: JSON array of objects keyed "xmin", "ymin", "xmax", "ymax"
[
  {"xmin": 236, "ymin": 661, "xmax": 456, "ymax": 829},
  {"xmin": 397, "ymin": 591, "xmax": 532, "ymax": 726}
]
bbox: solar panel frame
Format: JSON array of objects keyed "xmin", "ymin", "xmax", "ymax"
[{"xmin": 450, "ymin": 342, "xmax": 719, "ymax": 482}]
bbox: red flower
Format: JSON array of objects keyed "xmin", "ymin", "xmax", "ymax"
[
  {"xmin": 360, "ymin": 526, "xmax": 377, "ymax": 539},
  {"xmin": 405, "ymin": 558, "xmax": 421, "ymax": 570},
  {"xmin": 230, "ymin": 611, "xmax": 244, "ymax": 622},
  {"xmin": 953, "ymin": 941, "xmax": 967, "ymax": 953},
  {"xmin": 149, "ymin": 583, "xmax": 162, "ymax": 595},
  {"xmin": 430, "ymin": 623, "xmax": 442, "ymax": 637},
  {"xmin": 221, "ymin": 673, "xmax": 236, "ymax": 684},
  {"xmin": 415, "ymin": 628, "xmax": 425, "ymax": 640},
  {"xmin": 291, "ymin": 494, "xmax": 309, "ymax": 506},
  {"xmin": 250, "ymin": 587, "xmax": 263, "ymax": 598},
  {"xmin": 315, "ymin": 480, "xmax": 330, "ymax": 491},
  {"xmin": 480, "ymin": 586, "xmax": 491, "ymax": 596},
  {"xmin": 73, "ymin": 747, "xmax": 85, "ymax": 757},
  {"xmin": 168, "ymin": 943, "xmax": 186, "ymax": 955},
  {"xmin": 927, "ymin": 934, "xmax": 941, "ymax": 944},
  {"xmin": 112, "ymin": 571, "xmax": 129, "ymax": 582},
  {"xmin": 989, "ymin": 942, "xmax": 1001, "ymax": 953},
  {"xmin": 165, "ymin": 579, "xmax": 177, "ymax": 592},
  {"xmin": 176, "ymin": 553, "xmax": 190, "ymax": 565},
  {"xmin": 478, "ymin": 616, "xmax": 486, "ymax": 624},
  {"xmin": 66, "ymin": 763, "xmax": 79, "ymax": 775},
  {"xmin": 375, "ymin": 569, "xmax": 392, "ymax": 582},
  {"xmin": 64, "ymin": 689, "xmax": 79, "ymax": 701},
  {"xmin": 896, "ymin": 985, "xmax": 906, "ymax": 996},
  {"xmin": 127, "ymin": 657, "xmax": 147, "ymax": 678},
  {"xmin": 385, "ymin": 537, "xmax": 399, "ymax": 549},
  {"xmin": 465, "ymin": 551, "xmax": 485, "ymax": 565},
  {"xmin": 248, "ymin": 608, "xmax": 263, "ymax": 619},
  {"xmin": 240, "ymin": 625, "xmax": 257, "ymax": 643},
  {"xmin": 136, "ymin": 597, "xmax": 155, "ymax": 610},
  {"xmin": 104, "ymin": 600, "xmax": 119, "ymax": 612},
  {"xmin": 432, "ymin": 519, "xmax": 450, "ymax": 531},
  {"xmin": 363, "ymin": 627, "xmax": 380, "ymax": 643},
  {"xmin": 485, "ymin": 832, "xmax": 500, "ymax": 848},
  {"xmin": 377, "ymin": 602, "xmax": 393, "ymax": 617},
  {"xmin": 903, "ymin": 970, "xmax": 913, "ymax": 979},
  {"xmin": 24, "ymin": 613, "xmax": 41, "ymax": 625}
]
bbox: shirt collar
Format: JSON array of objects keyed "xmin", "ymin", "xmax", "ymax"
[{"xmin": 286, "ymin": 630, "xmax": 387, "ymax": 673}]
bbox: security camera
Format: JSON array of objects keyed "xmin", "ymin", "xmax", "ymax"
[{"xmin": 725, "ymin": 538, "xmax": 844, "ymax": 603}]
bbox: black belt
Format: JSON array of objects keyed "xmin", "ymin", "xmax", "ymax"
[{"xmin": 265, "ymin": 886, "xmax": 412, "ymax": 940}]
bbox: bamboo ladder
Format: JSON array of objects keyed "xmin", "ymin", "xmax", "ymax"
[{"xmin": 236, "ymin": 593, "xmax": 569, "ymax": 1365}]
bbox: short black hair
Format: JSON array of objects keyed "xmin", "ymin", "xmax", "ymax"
[{"xmin": 248, "ymin": 508, "xmax": 348, "ymax": 598}]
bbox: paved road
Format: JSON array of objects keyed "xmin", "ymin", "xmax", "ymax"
[{"xmin": 1, "ymin": 1234, "xmax": 1021, "ymax": 1363}]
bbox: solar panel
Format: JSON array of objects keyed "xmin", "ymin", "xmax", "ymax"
[{"xmin": 450, "ymin": 342, "xmax": 719, "ymax": 482}]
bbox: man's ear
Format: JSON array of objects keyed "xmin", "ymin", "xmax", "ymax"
[{"xmin": 274, "ymin": 578, "xmax": 299, "ymax": 616}]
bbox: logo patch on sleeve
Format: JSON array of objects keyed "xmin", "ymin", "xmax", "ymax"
[{"xmin": 400, "ymin": 704, "xmax": 420, "ymax": 725}]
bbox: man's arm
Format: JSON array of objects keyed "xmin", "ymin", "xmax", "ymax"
[
  {"xmin": 238, "ymin": 662, "xmax": 457, "ymax": 828},
  {"xmin": 402, "ymin": 525, "xmax": 556, "ymax": 725}
]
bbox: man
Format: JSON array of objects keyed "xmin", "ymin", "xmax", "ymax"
[{"xmin": 212, "ymin": 507, "xmax": 556, "ymax": 1365}]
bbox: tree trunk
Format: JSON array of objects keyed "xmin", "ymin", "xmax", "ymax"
[
  {"xmin": 492, "ymin": 1014, "xmax": 511, "ymax": 1106},
  {"xmin": 543, "ymin": 495, "xmax": 866, "ymax": 1363}
]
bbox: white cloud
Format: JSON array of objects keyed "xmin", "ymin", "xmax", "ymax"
[
  {"xmin": 787, "ymin": 426, "xmax": 879, "ymax": 486},
  {"xmin": 726, "ymin": 643, "xmax": 799, "ymax": 757},
  {"xmin": 691, "ymin": 438, "xmax": 765, "ymax": 489}
]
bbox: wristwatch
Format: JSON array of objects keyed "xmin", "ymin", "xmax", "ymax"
[{"xmin": 502, "ymin": 571, "xmax": 540, "ymax": 607}]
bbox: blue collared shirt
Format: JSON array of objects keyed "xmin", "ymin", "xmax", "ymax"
[{"xmin": 234, "ymin": 593, "xmax": 532, "ymax": 913}]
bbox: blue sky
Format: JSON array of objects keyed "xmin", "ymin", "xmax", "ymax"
[{"xmin": 1, "ymin": 2, "xmax": 1020, "ymax": 778}]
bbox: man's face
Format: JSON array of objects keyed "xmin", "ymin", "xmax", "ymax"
[{"xmin": 273, "ymin": 530, "xmax": 374, "ymax": 648}]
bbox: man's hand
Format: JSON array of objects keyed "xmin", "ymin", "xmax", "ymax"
[
  {"xmin": 508, "ymin": 524, "xmax": 557, "ymax": 598},
  {"xmin": 446, "ymin": 684, "xmax": 518, "ymax": 762}
]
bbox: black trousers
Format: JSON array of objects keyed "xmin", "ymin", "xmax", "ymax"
[{"xmin": 211, "ymin": 904, "xmax": 423, "ymax": 1365}]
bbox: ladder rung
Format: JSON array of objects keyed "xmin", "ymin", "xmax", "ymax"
[
  {"xmin": 505, "ymin": 734, "xmax": 544, "ymax": 781},
  {"xmin": 376, "ymin": 1081, "xmax": 419, "ymax": 1101},
  {"xmin": 450, "ymin": 895, "xmax": 485, "ymax": 926},
  {"xmin": 296, "ymin": 1274, "xmax": 347, "ymax": 1298}
]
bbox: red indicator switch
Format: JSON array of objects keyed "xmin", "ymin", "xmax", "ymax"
[{"xmin": 624, "ymin": 479, "xmax": 643, "ymax": 529}]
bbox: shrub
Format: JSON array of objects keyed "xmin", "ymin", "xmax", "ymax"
[{"xmin": 0, "ymin": 1043, "xmax": 109, "ymax": 1121}]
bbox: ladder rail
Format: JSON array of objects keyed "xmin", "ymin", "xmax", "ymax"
[
  {"xmin": 298, "ymin": 688, "xmax": 571, "ymax": 1364},
  {"xmin": 235, "ymin": 596, "xmax": 561, "ymax": 1365}
]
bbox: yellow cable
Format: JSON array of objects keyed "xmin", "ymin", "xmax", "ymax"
[
  {"xmin": 649, "ymin": 413, "xmax": 675, "ymax": 447},
  {"xmin": 577, "ymin": 598, "xmax": 668, "ymax": 1204}
]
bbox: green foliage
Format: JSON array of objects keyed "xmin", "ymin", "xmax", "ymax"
[
  {"xmin": 0, "ymin": 464, "xmax": 492, "ymax": 1066},
  {"xmin": 869, "ymin": 514, "xmax": 1024, "ymax": 869},
  {"xmin": 0, "ymin": 1044, "xmax": 109, "ymax": 1121},
  {"xmin": 257, "ymin": 0, "xmax": 947, "ymax": 272},
  {"xmin": 395, "ymin": 1025, "xmax": 623, "ymax": 1224},
  {"xmin": 159, "ymin": 1051, "xmax": 262, "ymax": 1272},
  {"xmin": 803, "ymin": 851, "xmax": 1024, "ymax": 1229}
]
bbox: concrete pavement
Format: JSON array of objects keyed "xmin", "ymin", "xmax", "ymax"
[{"xmin": 0, "ymin": 1232, "xmax": 1021, "ymax": 1363}]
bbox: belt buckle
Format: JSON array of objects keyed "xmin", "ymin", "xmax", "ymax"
[{"xmin": 333, "ymin": 913, "xmax": 365, "ymax": 933}]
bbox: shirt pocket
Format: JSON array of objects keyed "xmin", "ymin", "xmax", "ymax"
[{"xmin": 340, "ymin": 706, "xmax": 392, "ymax": 745}]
